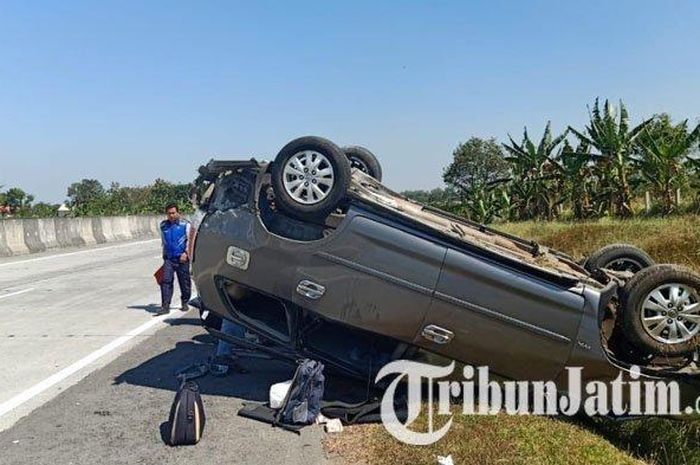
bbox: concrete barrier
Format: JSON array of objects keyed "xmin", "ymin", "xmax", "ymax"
[
  {"xmin": 91, "ymin": 217, "xmax": 107, "ymax": 244},
  {"xmin": 150, "ymin": 217, "xmax": 162, "ymax": 236},
  {"xmin": 0, "ymin": 215, "xmax": 163, "ymax": 257},
  {"xmin": 22, "ymin": 219, "xmax": 47, "ymax": 253},
  {"xmin": 111, "ymin": 216, "xmax": 133, "ymax": 241},
  {"xmin": 54, "ymin": 218, "xmax": 85, "ymax": 248},
  {"xmin": 98, "ymin": 217, "xmax": 116, "ymax": 243},
  {"xmin": 38, "ymin": 218, "xmax": 59, "ymax": 250},
  {"xmin": 0, "ymin": 222, "xmax": 13, "ymax": 256},
  {"xmin": 129, "ymin": 216, "xmax": 153, "ymax": 238},
  {"xmin": 78, "ymin": 218, "xmax": 97, "ymax": 246},
  {"xmin": 3, "ymin": 219, "xmax": 30, "ymax": 256}
]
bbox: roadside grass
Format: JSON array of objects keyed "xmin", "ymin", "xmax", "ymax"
[
  {"xmin": 584, "ymin": 417, "xmax": 700, "ymax": 465},
  {"xmin": 325, "ymin": 410, "xmax": 644, "ymax": 465},
  {"xmin": 326, "ymin": 215, "xmax": 700, "ymax": 465},
  {"xmin": 496, "ymin": 215, "xmax": 700, "ymax": 273}
]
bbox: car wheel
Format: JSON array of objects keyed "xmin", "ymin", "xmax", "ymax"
[
  {"xmin": 584, "ymin": 244, "xmax": 655, "ymax": 274},
  {"xmin": 342, "ymin": 145, "xmax": 382, "ymax": 181},
  {"xmin": 271, "ymin": 136, "xmax": 351, "ymax": 221},
  {"xmin": 620, "ymin": 264, "xmax": 700, "ymax": 356}
]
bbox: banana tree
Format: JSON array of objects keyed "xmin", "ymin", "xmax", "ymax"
[
  {"xmin": 502, "ymin": 121, "xmax": 568, "ymax": 220},
  {"xmin": 456, "ymin": 182, "xmax": 512, "ymax": 224},
  {"xmin": 634, "ymin": 119, "xmax": 700, "ymax": 214},
  {"xmin": 569, "ymin": 99, "xmax": 653, "ymax": 217},
  {"xmin": 683, "ymin": 150, "xmax": 700, "ymax": 213},
  {"xmin": 553, "ymin": 140, "xmax": 606, "ymax": 219}
]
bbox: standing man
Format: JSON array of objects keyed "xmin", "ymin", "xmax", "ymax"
[{"xmin": 156, "ymin": 203, "xmax": 193, "ymax": 316}]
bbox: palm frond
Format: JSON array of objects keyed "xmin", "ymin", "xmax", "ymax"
[{"xmin": 568, "ymin": 126, "xmax": 595, "ymax": 147}]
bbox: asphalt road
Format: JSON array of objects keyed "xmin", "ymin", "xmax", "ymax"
[{"xmin": 0, "ymin": 241, "xmax": 330, "ymax": 465}]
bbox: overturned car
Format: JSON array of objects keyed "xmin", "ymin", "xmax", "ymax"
[{"xmin": 191, "ymin": 136, "xmax": 700, "ymax": 413}]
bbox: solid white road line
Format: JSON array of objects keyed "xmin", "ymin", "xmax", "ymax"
[
  {"xmin": 0, "ymin": 239, "xmax": 160, "ymax": 268},
  {"xmin": 0, "ymin": 309, "xmax": 187, "ymax": 419},
  {"xmin": 0, "ymin": 288, "xmax": 35, "ymax": 300}
]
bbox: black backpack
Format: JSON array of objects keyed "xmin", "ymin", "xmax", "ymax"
[{"xmin": 168, "ymin": 381, "xmax": 206, "ymax": 446}]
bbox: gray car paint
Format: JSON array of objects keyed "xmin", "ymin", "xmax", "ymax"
[
  {"xmin": 193, "ymin": 162, "xmax": 700, "ymax": 412},
  {"xmin": 416, "ymin": 248, "xmax": 586, "ymax": 380}
]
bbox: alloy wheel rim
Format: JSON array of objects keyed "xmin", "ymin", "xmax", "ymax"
[
  {"xmin": 640, "ymin": 282, "xmax": 700, "ymax": 344},
  {"xmin": 282, "ymin": 150, "xmax": 335, "ymax": 205}
]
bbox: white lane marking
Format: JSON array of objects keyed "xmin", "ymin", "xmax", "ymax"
[
  {"xmin": 0, "ymin": 309, "xmax": 188, "ymax": 419},
  {"xmin": 0, "ymin": 239, "xmax": 160, "ymax": 268},
  {"xmin": 0, "ymin": 288, "xmax": 34, "ymax": 300}
]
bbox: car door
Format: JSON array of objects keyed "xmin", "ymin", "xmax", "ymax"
[
  {"xmin": 414, "ymin": 248, "xmax": 585, "ymax": 381},
  {"xmin": 292, "ymin": 212, "xmax": 447, "ymax": 344}
]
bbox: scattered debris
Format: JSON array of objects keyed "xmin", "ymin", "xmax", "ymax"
[
  {"xmin": 324, "ymin": 418, "xmax": 343, "ymax": 434},
  {"xmin": 315, "ymin": 413, "xmax": 343, "ymax": 433}
]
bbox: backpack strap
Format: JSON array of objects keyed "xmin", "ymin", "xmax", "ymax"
[
  {"xmin": 273, "ymin": 360, "xmax": 305, "ymax": 426},
  {"xmin": 321, "ymin": 395, "xmax": 409, "ymax": 425},
  {"xmin": 321, "ymin": 398, "xmax": 383, "ymax": 424}
]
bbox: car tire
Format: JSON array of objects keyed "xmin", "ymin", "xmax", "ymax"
[
  {"xmin": 271, "ymin": 136, "xmax": 351, "ymax": 221},
  {"xmin": 620, "ymin": 264, "xmax": 700, "ymax": 356},
  {"xmin": 342, "ymin": 146, "xmax": 383, "ymax": 181},
  {"xmin": 584, "ymin": 244, "xmax": 655, "ymax": 274}
]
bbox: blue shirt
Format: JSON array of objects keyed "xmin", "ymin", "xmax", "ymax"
[{"xmin": 160, "ymin": 218, "xmax": 192, "ymax": 260}]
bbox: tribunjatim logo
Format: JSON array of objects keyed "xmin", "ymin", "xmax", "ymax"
[{"xmin": 376, "ymin": 360, "xmax": 691, "ymax": 446}]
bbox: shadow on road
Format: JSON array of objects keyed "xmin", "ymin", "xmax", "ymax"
[
  {"xmin": 127, "ymin": 304, "xmax": 197, "ymax": 317},
  {"xmin": 113, "ymin": 339, "xmax": 292, "ymax": 401},
  {"xmin": 127, "ymin": 303, "xmax": 163, "ymax": 314},
  {"xmin": 112, "ymin": 318, "xmax": 370, "ymax": 405},
  {"xmin": 128, "ymin": 303, "xmax": 206, "ymax": 331}
]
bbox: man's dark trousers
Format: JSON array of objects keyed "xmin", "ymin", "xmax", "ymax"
[{"xmin": 161, "ymin": 258, "xmax": 192, "ymax": 310}]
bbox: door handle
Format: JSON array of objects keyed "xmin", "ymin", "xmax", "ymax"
[
  {"xmin": 421, "ymin": 324, "xmax": 454, "ymax": 344},
  {"xmin": 296, "ymin": 280, "xmax": 325, "ymax": 300}
]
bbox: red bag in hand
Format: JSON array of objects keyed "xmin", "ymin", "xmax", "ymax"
[{"xmin": 154, "ymin": 265, "xmax": 165, "ymax": 285}]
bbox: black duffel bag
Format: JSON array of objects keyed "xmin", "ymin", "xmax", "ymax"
[{"xmin": 168, "ymin": 381, "xmax": 206, "ymax": 446}]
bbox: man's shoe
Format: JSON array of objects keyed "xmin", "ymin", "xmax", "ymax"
[
  {"xmin": 155, "ymin": 306, "xmax": 170, "ymax": 316},
  {"xmin": 209, "ymin": 356, "xmax": 230, "ymax": 377},
  {"xmin": 208, "ymin": 355, "xmax": 249, "ymax": 376},
  {"xmin": 209, "ymin": 362, "xmax": 229, "ymax": 377},
  {"xmin": 180, "ymin": 301, "xmax": 189, "ymax": 312}
]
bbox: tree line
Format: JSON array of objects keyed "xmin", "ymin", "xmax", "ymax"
[
  {"xmin": 3, "ymin": 98, "xmax": 698, "ymax": 222},
  {"xmin": 406, "ymin": 98, "xmax": 700, "ymax": 223},
  {"xmin": 0, "ymin": 178, "xmax": 194, "ymax": 218}
]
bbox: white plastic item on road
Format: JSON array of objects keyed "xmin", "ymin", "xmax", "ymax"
[
  {"xmin": 269, "ymin": 380, "xmax": 292, "ymax": 409},
  {"xmin": 437, "ymin": 455, "xmax": 454, "ymax": 465},
  {"xmin": 324, "ymin": 418, "xmax": 343, "ymax": 433}
]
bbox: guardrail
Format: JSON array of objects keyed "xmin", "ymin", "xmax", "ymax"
[{"xmin": 0, "ymin": 215, "xmax": 162, "ymax": 257}]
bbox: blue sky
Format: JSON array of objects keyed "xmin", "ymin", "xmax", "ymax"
[{"xmin": 2, "ymin": 1, "xmax": 700, "ymax": 203}]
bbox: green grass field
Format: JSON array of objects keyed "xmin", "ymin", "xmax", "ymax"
[
  {"xmin": 497, "ymin": 215, "xmax": 700, "ymax": 273},
  {"xmin": 326, "ymin": 414, "xmax": 647, "ymax": 465},
  {"xmin": 326, "ymin": 215, "xmax": 700, "ymax": 465}
]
